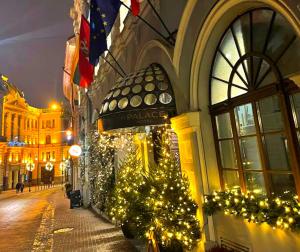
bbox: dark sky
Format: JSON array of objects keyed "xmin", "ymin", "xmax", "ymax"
[{"xmin": 0, "ymin": 0, "xmax": 73, "ymax": 107}]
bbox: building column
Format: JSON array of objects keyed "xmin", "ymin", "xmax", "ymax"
[
  {"xmin": 5, "ymin": 113, "xmax": 11, "ymax": 141},
  {"xmin": 11, "ymin": 113, "xmax": 15, "ymax": 141},
  {"xmin": 171, "ymin": 111, "xmax": 216, "ymax": 251}
]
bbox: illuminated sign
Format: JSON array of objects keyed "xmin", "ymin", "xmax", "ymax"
[
  {"xmin": 8, "ymin": 141, "xmax": 26, "ymax": 147},
  {"xmin": 69, "ymin": 145, "xmax": 82, "ymax": 157}
]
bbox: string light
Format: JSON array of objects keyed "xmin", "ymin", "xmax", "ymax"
[
  {"xmin": 204, "ymin": 189, "xmax": 300, "ymax": 232},
  {"xmin": 107, "ymin": 126, "xmax": 201, "ymax": 250}
]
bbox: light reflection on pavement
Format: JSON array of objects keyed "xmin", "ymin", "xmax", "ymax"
[{"xmin": 0, "ymin": 188, "xmax": 137, "ymax": 252}]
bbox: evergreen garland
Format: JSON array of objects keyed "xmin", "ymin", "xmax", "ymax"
[
  {"xmin": 203, "ymin": 190, "xmax": 300, "ymax": 232},
  {"xmin": 88, "ymin": 131, "xmax": 115, "ymax": 212}
]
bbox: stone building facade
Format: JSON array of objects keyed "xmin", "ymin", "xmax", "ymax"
[
  {"xmin": 66, "ymin": 0, "xmax": 300, "ymax": 251},
  {"xmin": 0, "ymin": 81, "xmax": 70, "ymax": 189}
]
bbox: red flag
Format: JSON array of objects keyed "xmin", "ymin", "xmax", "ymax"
[
  {"xmin": 131, "ymin": 0, "xmax": 140, "ymax": 16},
  {"xmin": 79, "ymin": 15, "xmax": 94, "ymax": 88}
]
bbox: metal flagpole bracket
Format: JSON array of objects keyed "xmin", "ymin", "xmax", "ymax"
[
  {"xmin": 101, "ymin": 55, "xmax": 125, "ymax": 78},
  {"xmin": 121, "ymin": 2, "xmax": 175, "ymax": 46}
]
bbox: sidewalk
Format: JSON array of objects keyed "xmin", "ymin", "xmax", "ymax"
[
  {"xmin": 0, "ymin": 184, "xmax": 63, "ymax": 200},
  {"xmin": 51, "ymin": 189, "xmax": 138, "ymax": 252}
]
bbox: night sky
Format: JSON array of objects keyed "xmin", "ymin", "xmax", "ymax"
[{"xmin": 0, "ymin": 0, "xmax": 73, "ymax": 107}]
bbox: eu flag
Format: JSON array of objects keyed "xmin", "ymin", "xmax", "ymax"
[
  {"xmin": 95, "ymin": 0, "xmax": 121, "ymax": 36},
  {"xmin": 89, "ymin": 0, "xmax": 108, "ymax": 65}
]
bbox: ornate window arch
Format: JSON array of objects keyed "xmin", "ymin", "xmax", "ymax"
[{"xmin": 210, "ymin": 8, "xmax": 300, "ymax": 196}]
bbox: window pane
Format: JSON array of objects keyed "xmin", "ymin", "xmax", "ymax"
[
  {"xmin": 252, "ymin": 9, "xmax": 273, "ymax": 53},
  {"xmin": 235, "ymin": 103, "xmax": 255, "ymax": 136},
  {"xmin": 211, "ymin": 79, "xmax": 228, "ymax": 105},
  {"xmin": 266, "ymin": 13, "xmax": 296, "ymax": 61},
  {"xmin": 223, "ymin": 170, "xmax": 240, "ymax": 190},
  {"xmin": 290, "ymin": 93, "xmax": 300, "ymax": 129},
  {"xmin": 240, "ymin": 136, "xmax": 261, "ymax": 170},
  {"xmin": 231, "ymin": 86, "xmax": 248, "ymax": 99},
  {"xmin": 258, "ymin": 95, "xmax": 284, "ymax": 132},
  {"xmin": 270, "ymin": 174, "xmax": 296, "ymax": 195},
  {"xmin": 216, "ymin": 113, "xmax": 232, "ymax": 139},
  {"xmin": 219, "ymin": 140, "xmax": 237, "ymax": 168},
  {"xmin": 264, "ymin": 133, "xmax": 290, "ymax": 170},
  {"xmin": 212, "ymin": 52, "xmax": 232, "ymax": 81},
  {"xmin": 245, "ymin": 172, "xmax": 266, "ymax": 194},
  {"xmin": 219, "ymin": 30, "xmax": 240, "ymax": 66},
  {"xmin": 277, "ymin": 38, "xmax": 300, "ymax": 79},
  {"xmin": 232, "ymin": 12, "xmax": 251, "ymax": 55}
]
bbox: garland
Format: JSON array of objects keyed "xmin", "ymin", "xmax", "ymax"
[{"xmin": 203, "ymin": 190, "xmax": 300, "ymax": 232}]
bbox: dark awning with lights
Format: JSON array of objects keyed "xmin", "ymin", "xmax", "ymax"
[{"xmin": 98, "ymin": 64, "xmax": 176, "ymax": 131}]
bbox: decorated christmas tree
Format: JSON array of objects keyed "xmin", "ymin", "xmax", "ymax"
[
  {"xmin": 144, "ymin": 129, "xmax": 201, "ymax": 251},
  {"xmin": 108, "ymin": 128, "xmax": 201, "ymax": 251},
  {"xmin": 107, "ymin": 144, "xmax": 151, "ymax": 237}
]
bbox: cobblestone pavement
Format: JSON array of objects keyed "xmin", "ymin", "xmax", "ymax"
[{"xmin": 0, "ymin": 187, "xmax": 137, "ymax": 252}]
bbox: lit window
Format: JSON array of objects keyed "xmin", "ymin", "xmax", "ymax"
[{"xmin": 210, "ymin": 8, "xmax": 300, "ymax": 196}]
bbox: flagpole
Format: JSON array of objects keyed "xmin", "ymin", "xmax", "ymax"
[
  {"xmin": 107, "ymin": 50, "xmax": 127, "ymax": 76},
  {"xmin": 120, "ymin": 2, "xmax": 174, "ymax": 46},
  {"xmin": 145, "ymin": 0, "xmax": 175, "ymax": 43},
  {"xmin": 101, "ymin": 55, "xmax": 125, "ymax": 78}
]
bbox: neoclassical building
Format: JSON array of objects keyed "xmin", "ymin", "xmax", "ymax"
[
  {"xmin": 0, "ymin": 80, "xmax": 70, "ymax": 189},
  {"xmin": 66, "ymin": 0, "xmax": 300, "ymax": 251}
]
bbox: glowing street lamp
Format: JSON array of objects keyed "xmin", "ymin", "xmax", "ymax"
[
  {"xmin": 59, "ymin": 161, "xmax": 66, "ymax": 186},
  {"xmin": 66, "ymin": 130, "xmax": 72, "ymax": 141},
  {"xmin": 69, "ymin": 145, "xmax": 82, "ymax": 157},
  {"xmin": 45, "ymin": 162, "xmax": 54, "ymax": 171}
]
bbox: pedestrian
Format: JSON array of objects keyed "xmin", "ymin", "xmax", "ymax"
[
  {"xmin": 16, "ymin": 182, "xmax": 20, "ymax": 193},
  {"xmin": 20, "ymin": 183, "xmax": 24, "ymax": 193}
]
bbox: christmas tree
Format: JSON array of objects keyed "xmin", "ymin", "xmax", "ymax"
[
  {"xmin": 107, "ymin": 144, "xmax": 151, "ymax": 237},
  {"xmin": 107, "ymin": 128, "xmax": 201, "ymax": 250},
  {"xmin": 144, "ymin": 129, "xmax": 201, "ymax": 250}
]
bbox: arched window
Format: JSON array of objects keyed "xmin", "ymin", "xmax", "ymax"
[
  {"xmin": 210, "ymin": 8, "xmax": 300, "ymax": 196},
  {"xmin": 45, "ymin": 135, "xmax": 51, "ymax": 144}
]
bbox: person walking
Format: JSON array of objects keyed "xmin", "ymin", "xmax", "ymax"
[
  {"xmin": 16, "ymin": 182, "xmax": 20, "ymax": 193},
  {"xmin": 20, "ymin": 182, "xmax": 24, "ymax": 193}
]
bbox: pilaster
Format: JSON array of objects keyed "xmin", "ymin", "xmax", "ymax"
[{"xmin": 171, "ymin": 111, "xmax": 217, "ymax": 251}]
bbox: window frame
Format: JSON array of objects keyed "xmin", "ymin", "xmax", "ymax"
[{"xmin": 209, "ymin": 7, "xmax": 300, "ymax": 196}]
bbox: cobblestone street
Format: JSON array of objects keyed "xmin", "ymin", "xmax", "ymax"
[{"xmin": 0, "ymin": 187, "xmax": 136, "ymax": 252}]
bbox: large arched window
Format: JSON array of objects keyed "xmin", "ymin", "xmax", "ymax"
[{"xmin": 210, "ymin": 8, "xmax": 300, "ymax": 196}]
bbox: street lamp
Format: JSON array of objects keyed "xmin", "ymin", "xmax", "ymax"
[
  {"xmin": 26, "ymin": 162, "xmax": 35, "ymax": 192},
  {"xmin": 45, "ymin": 162, "xmax": 54, "ymax": 188},
  {"xmin": 59, "ymin": 161, "xmax": 66, "ymax": 187},
  {"xmin": 45, "ymin": 162, "xmax": 53, "ymax": 171}
]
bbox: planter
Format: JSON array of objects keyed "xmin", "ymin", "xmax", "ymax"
[
  {"xmin": 121, "ymin": 221, "xmax": 136, "ymax": 239},
  {"xmin": 158, "ymin": 241, "xmax": 183, "ymax": 252}
]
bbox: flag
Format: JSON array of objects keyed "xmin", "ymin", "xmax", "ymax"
[
  {"xmin": 79, "ymin": 15, "xmax": 94, "ymax": 88},
  {"xmin": 131, "ymin": 0, "xmax": 140, "ymax": 16},
  {"xmin": 95, "ymin": 0, "xmax": 121, "ymax": 36},
  {"xmin": 89, "ymin": 0, "xmax": 108, "ymax": 66},
  {"xmin": 70, "ymin": 36, "xmax": 80, "ymax": 85}
]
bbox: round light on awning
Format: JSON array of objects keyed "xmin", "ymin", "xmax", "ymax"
[
  {"xmin": 69, "ymin": 145, "xmax": 82, "ymax": 157},
  {"xmin": 98, "ymin": 64, "xmax": 177, "ymax": 131}
]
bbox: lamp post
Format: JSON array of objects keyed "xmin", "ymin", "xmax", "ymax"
[
  {"xmin": 45, "ymin": 162, "xmax": 53, "ymax": 187},
  {"xmin": 59, "ymin": 161, "xmax": 66, "ymax": 188},
  {"xmin": 26, "ymin": 162, "xmax": 35, "ymax": 192}
]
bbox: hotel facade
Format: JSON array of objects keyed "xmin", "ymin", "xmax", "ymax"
[{"xmin": 65, "ymin": 0, "xmax": 300, "ymax": 251}]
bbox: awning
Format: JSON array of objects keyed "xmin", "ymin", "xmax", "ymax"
[{"xmin": 98, "ymin": 64, "xmax": 176, "ymax": 131}]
